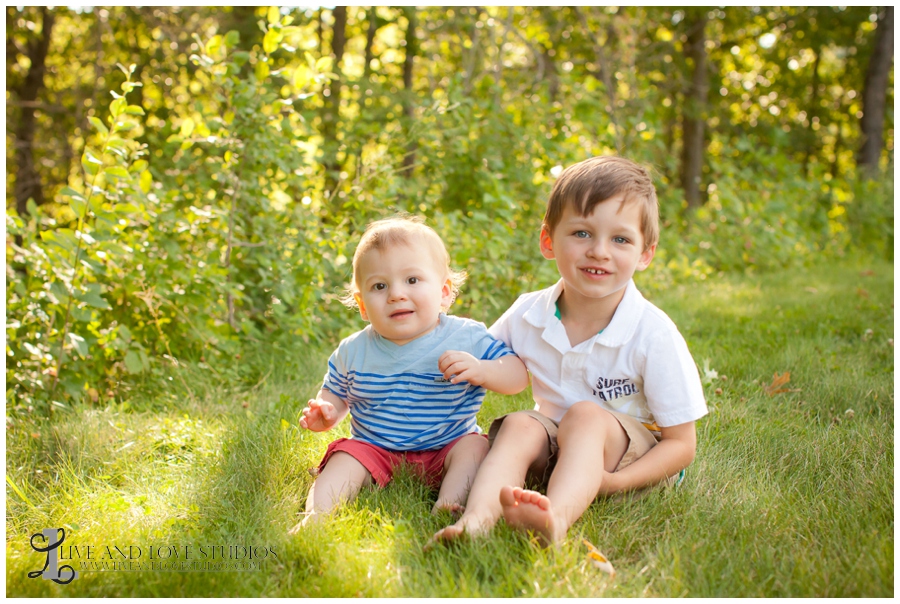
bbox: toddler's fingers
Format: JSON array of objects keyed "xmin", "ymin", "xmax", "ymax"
[
  {"xmin": 438, "ymin": 351, "xmax": 460, "ymax": 373},
  {"xmin": 450, "ymin": 368, "xmax": 473, "ymax": 384},
  {"xmin": 442, "ymin": 361, "xmax": 464, "ymax": 380}
]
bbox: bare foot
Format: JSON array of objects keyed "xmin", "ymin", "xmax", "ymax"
[
  {"xmin": 287, "ymin": 512, "xmax": 321, "ymax": 535},
  {"xmin": 425, "ymin": 514, "xmax": 490, "ymax": 550},
  {"xmin": 431, "ymin": 502, "xmax": 465, "ymax": 517},
  {"xmin": 499, "ymin": 486, "xmax": 564, "ymax": 546}
]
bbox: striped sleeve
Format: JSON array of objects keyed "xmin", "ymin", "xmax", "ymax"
[
  {"xmin": 321, "ymin": 348, "xmax": 349, "ymax": 401},
  {"xmin": 469, "ymin": 322, "xmax": 516, "ymax": 361}
]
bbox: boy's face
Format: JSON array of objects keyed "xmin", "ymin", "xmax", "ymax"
[
  {"xmin": 353, "ymin": 243, "xmax": 452, "ymax": 346},
  {"xmin": 540, "ymin": 195, "xmax": 655, "ymax": 310}
]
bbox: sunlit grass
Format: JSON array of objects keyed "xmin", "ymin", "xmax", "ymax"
[{"xmin": 6, "ymin": 256, "xmax": 893, "ymax": 596}]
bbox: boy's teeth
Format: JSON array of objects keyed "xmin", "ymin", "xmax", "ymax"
[{"xmin": 585, "ymin": 268, "xmax": 605, "ymax": 274}]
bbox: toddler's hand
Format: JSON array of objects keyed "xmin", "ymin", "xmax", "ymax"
[
  {"xmin": 438, "ymin": 350, "xmax": 486, "ymax": 386},
  {"xmin": 299, "ymin": 399, "xmax": 339, "ymax": 432}
]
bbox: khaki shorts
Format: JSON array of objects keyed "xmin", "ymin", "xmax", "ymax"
[{"xmin": 487, "ymin": 409, "xmax": 683, "ymax": 496}]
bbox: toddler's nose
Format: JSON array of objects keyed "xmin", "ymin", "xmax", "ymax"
[{"xmin": 388, "ymin": 287, "xmax": 408, "ymax": 302}]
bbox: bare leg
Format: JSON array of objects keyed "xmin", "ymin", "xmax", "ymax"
[
  {"xmin": 432, "ymin": 434, "xmax": 489, "ymax": 514},
  {"xmin": 501, "ymin": 402, "xmax": 628, "ymax": 546},
  {"xmin": 429, "ymin": 413, "xmax": 550, "ymax": 544},
  {"xmin": 288, "ymin": 451, "xmax": 373, "ymax": 534}
]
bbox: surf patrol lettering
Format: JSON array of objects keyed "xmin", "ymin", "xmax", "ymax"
[{"xmin": 592, "ymin": 377, "xmax": 639, "ymax": 402}]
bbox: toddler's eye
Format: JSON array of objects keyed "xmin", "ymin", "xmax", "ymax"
[
  {"xmin": 407, "ymin": 277, "xmax": 419, "ymax": 285},
  {"xmin": 372, "ymin": 282, "xmax": 386, "ymax": 291}
]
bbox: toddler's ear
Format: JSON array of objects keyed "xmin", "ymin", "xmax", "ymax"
[
  {"xmin": 539, "ymin": 226, "xmax": 555, "ymax": 259},
  {"xmin": 355, "ymin": 293, "xmax": 369, "ymax": 321},
  {"xmin": 440, "ymin": 278, "xmax": 453, "ymax": 310}
]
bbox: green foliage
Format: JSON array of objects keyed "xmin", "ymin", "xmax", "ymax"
[
  {"xmin": 5, "ymin": 7, "xmax": 894, "ymax": 414},
  {"xmin": 7, "ymin": 65, "xmax": 151, "ymax": 412}
]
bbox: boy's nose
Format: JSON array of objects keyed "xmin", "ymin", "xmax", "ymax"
[{"xmin": 587, "ymin": 240, "xmax": 610, "ymax": 259}]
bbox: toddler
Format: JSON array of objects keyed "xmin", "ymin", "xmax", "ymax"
[{"xmin": 290, "ymin": 215, "xmax": 528, "ymax": 532}]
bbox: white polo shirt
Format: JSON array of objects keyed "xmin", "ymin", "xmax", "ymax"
[{"xmin": 490, "ymin": 279, "xmax": 707, "ymax": 429}]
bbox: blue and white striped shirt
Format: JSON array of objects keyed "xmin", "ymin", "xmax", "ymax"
[{"xmin": 322, "ymin": 314, "xmax": 516, "ymax": 451}]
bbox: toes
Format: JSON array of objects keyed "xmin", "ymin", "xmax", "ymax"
[
  {"xmin": 499, "ymin": 485, "xmax": 517, "ymax": 506},
  {"xmin": 425, "ymin": 525, "xmax": 463, "ymax": 550}
]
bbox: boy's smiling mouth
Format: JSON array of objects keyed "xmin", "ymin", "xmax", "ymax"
[{"xmin": 582, "ymin": 268, "xmax": 609, "ymax": 276}]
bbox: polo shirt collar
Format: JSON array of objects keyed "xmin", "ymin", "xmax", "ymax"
[{"xmin": 522, "ymin": 279, "xmax": 645, "ymax": 349}]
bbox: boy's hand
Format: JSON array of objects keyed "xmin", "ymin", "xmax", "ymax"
[
  {"xmin": 438, "ymin": 350, "xmax": 487, "ymax": 386},
  {"xmin": 299, "ymin": 399, "xmax": 340, "ymax": 432}
]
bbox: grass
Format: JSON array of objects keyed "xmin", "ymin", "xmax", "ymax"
[{"xmin": 6, "ymin": 256, "xmax": 893, "ymax": 597}]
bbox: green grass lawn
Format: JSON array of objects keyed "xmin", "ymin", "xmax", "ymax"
[{"xmin": 6, "ymin": 257, "xmax": 893, "ymax": 597}]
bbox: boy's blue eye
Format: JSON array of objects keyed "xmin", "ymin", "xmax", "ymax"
[
  {"xmin": 613, "ymin": 236, "xmax": 629, "ymax": 244},
  {"xmin": 574, "ymin": 230, "xmax": 590, "ymax": 239}
]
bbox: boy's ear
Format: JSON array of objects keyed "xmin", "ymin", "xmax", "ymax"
[
  {"xmin": 354, "ymin": 293, "xmax": 369, "ymax": 321},
  {"xmin": 636, "ymin": 244, "xmax": 656, "ymax": 271},
  {"xmin": 539, "ymin": 226, "xmax": 555, "ymax": 260}
]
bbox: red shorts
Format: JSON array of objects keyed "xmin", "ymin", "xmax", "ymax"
[{"xmin": 316, "ymin": 434, "xmax": 484, "ymax": 489}]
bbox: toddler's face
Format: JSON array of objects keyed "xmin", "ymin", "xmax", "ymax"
[{"xmin": 354, "ymin": 243, "xmax": 452, "ymax": 345}]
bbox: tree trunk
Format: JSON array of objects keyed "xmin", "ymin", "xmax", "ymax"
[
  {"xmin": 363, "ymin": 7, "xmax": 377, "ymax": 79},
  {"xmin": 12, "ymin": 6, "xmax": 55, "ymax": 218},
  {"xmin": 401, "ymin": 7, "xmax": 418, "ymax": 177},
  {"xmin": 323, "ymin": 6, "xmax": 347, "ymax": 204},
  {"xmin": 857, "ymin": 6, "xmax": 894, "ymax": 176},
  {"xmin": 680, "ymin": 9, "xmax": 708, "ymax": 209},
  {"xmin": 802, "ymin": 47, "xmax": 821, "ymax": 176}
]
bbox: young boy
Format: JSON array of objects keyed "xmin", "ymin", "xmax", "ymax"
[
  {"xmin": 289, "ymin": 216, "xmax": 529, "ymax": 532},
  {"xmin": 432, "ymin": 156, "xmax": 708, "ymax": 546}
]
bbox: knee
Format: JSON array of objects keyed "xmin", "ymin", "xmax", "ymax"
[
  {"xmin": 456, "ymin": 433, "xmax": 490, "ymax": 461},
  {"xmin": 443, "ymin": 434, "xmax": 489, "ymax": 468},
  {"xmin": 496, "ymin": 412, "xmax": 547, "ymax": 444},
  {"xmin": 559, "ymin": 401, "xmax": 616, "ymax": 431}
]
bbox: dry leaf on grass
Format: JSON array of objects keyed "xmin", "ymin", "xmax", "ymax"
[
  {"xmin": 764, "ymin": 371, "xmax": 800, "ymax": 396},
  {"xmin": 583, "ymin": 539, "xmax": 616, "ymax": 577}
]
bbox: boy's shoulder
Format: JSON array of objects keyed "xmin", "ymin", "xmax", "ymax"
[{"xmin": 502, "ymin": 281, "xmax": 562, "ymax": 322}]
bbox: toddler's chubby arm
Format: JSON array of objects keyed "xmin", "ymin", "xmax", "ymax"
[
  {"xmin": 597, "ymin": 420, "xmax": 697, "ymax": 496},
  {"xmin": 299, "ymin": 389, "xmax": 349, "ymax": 432},
  {"xmin": 438, "ymin": 351, "xmax": 529, "ymax": 395}
]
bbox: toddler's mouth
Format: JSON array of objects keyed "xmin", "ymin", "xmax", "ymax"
[{"xmin": 390, "ymin": 310, "xmax": 414, "ymax": 318}]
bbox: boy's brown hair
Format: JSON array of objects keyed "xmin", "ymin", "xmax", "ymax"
[
  {"xmin": 340, "ymin": 215, "xmax": 467, "ymax": 310},
  {"xmin": 543, "ymin": 156, "xmax": 660, "ymax": 250}
]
